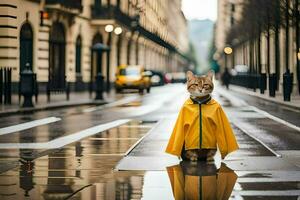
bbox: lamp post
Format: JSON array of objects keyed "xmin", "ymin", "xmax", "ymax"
[
  {"xmin": 104, "ymin": 25, "xmax": 123, "ymax": 92},
  {"xmin": 104, "ymin": 24, "xmax": 114, "ymax": 92},
  {"xmin": 224, "ymin": 46, "xmax": 233, "ymax": 70},
  {"xmin": 223, "ymin": 46, "xmax": 233, "ymax": 89},
  {"xmin": 114, "ymin": 27, "xmax": 123, "ymax": 67},
  {"xmin": 298, "ymin": 49, "xmax": 300, "ymax": 94}
]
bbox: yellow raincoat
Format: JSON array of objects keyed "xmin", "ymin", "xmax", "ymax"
[
  {"xmin": 167, "ymin": 162, "xmax": 237, "ymax": 200},
  {"xmin": 165, "ymin": 97, "xmax": 239, "ymax": 159}
]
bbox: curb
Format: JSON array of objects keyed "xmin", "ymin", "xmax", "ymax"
[
  {"xmin": 0, "ymin": 100, "xmax": 107, "ymax": 117},
  {"xmin": 229, "ymin": 86, "xmax": 300, "ymax": 111}
]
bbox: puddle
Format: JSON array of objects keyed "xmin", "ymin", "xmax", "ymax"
[{"xmin": 0, "ymin": 121, "xmax": 154, "ymax": 199}]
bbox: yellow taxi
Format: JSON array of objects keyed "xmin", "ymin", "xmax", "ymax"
[{"xmin": 115, "ymin": 65, "xmax": 151, "ymax": 93}]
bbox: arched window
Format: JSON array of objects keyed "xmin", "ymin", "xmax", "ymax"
[
  {"xmin": 75, "ymin": 35, "xmax": 82, "ymax": 74},
  {"xmin": 20, "ymin": 23, "xmax": 33, "ymax": 72}
]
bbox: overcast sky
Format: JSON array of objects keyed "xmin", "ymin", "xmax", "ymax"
[{"xmin": 182, "ymin": 0, "xmax": 217, "ymax": 21}]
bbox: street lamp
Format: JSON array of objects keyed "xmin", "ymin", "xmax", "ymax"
[
  {"xmin": 224, "ymin": 46, "xmax": 233, "ymax": 55},
  {"xmin": 114, "ymin": 27, "xmax": 123, "ymax": 35},
  {"xmin": 297, "ymin": 48, "xmax": 300, "ymax": 60},
  {"xmin": 104, "ymin": 25, "xmax": 123, "ymax": 92},
  {"xmin": 223, "ymin": 46, "xmax": 233, "ymax": 69},
  {"xmin": 105, "ymin": 24, "xmax": 114, "ymax": 33}
]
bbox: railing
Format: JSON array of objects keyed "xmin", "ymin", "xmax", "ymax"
[
  {"xmin": 0, "ymin": 67, "xmax": 12, "ymax": 104},
  {"xmin": 45, "ymin": 0, "xmax": 83, "ymax": 11},
  {"xmin": 230, "ymin": 73, "xmax": 260, "ymax": 90}
]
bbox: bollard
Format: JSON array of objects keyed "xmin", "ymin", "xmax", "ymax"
[
  {"xmin": 269, "ymin": 74, "xmax": 276, "ymax": 97},
  {"xmin": 66, "ymin": 82, "xmax": 70, "ymax": 101},
  {"xmin": 95, "ymin": 73, "xmax": 104, "ymax": 100},
  {"xmin": 259, "ymin": 73, "xmax": 267, "ymax": 94},
  {"xmin": 283, "ymin": 70, "xmax": 293, "ymax": 101},
  {"xmin": 253, "ymin": 74, "xmax": 260, "ymax": 92},
  {"xmin": 20, "ymin": 65, "xmax": 36, "ymax": 107}
]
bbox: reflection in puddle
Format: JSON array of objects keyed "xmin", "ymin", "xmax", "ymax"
[
  {"xmin": 0, "ymin": 121, "xmax": 153, "ymax": 200},
  {"xmin": 167, "ymin": 162, "xmax": 237, "ymax": 200}
]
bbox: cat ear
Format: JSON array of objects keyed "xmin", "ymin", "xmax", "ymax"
[
  {"xmin": 186, "ymin": 71, "xmax": 194, "ymax": 81},
  {"xmin": 207, "ymin": 70, "xmax": 214, "ymax": 80}
]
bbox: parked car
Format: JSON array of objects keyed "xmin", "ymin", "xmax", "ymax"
[
  {"xmin": 231, "ymin": 65, "xmax": 249, "ymax": 76},
  {"xmin": 149, "ymin": 70, "xmax": 165, "ymax": 86},
  {"xmin": 115, "ymin": 65, "xmax": 151, "ymax": 94},
  {"xmin": 165, "ymin": 72, "xmax": 187, "ymax": 83}
]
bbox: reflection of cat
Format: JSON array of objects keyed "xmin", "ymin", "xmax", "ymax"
[
  {"xmin": 167, "ymin": 162, "xmax": 237, "ymax": 200},
  {"xmin": 165, "ymin": 70, "xmax": 239, "ymax": 161}
]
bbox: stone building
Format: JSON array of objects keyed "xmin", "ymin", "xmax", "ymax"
[{"xmin": 0, "ymin": 0, "xmax": 189, "ymax": 93}]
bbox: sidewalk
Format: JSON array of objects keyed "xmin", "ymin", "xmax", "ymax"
[
  {"xmin": 229, "ymin": 84, "xmax": 300, "ymax": 110},
  {"xmin": 0, "ymin": 91, "xmax": 118, "ymax": 117}
]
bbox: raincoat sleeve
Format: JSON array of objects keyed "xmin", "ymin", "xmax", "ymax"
[
  {"xmin": 216, "ymin": 106, "xmax": 239, "ymax": 159},
  {"xmin": 165, "ymin": 106, "xmax": 188, "ymax": 157}
]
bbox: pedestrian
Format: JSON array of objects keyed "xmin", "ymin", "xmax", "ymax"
[
  {"xmin": 221, "ymin": 67, "xmax": 231, "ymax": 89},
  {"xmin": 165, "ymin": 70, "xmax": 239, "ymax": 162}
]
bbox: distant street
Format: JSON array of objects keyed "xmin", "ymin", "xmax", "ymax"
[{"xmin": 0, "ymin": 83, "xmax": 299, "ymax": 199}]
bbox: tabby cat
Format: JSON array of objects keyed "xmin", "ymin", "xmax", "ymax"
[{"xmin": 181, "ymin": 70, "xmax": 216, "ymax": 162}]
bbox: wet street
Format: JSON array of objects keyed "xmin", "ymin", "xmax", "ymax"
[{"xmin": 0, "ymin": 84, "xmax": 299, "ymax": 200}]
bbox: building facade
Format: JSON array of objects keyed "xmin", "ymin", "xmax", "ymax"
[
  {"xmin": 0, "ymin": 0, "xmax": 189, "ymax": 93},
  {"xmin": 215, "ymin": 0, "xmax": 300, "ymax": 96}
]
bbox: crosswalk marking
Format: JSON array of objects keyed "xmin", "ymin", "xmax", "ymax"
[
  {"xmin": 0, "ymin": 119, "xmax": 131, "ymax": 149},
  {"xmin": 83, "ymin": 96, "xmax": 140, "ymax": 113},
  {"xmin": 0, "ymin": 117, "xmax": 61, "ymax": 136}
]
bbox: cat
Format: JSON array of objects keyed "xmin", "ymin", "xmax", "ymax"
[
  {"xmin": 181, "ymin": 70, "xmax": 216, "ymax": 162},
  {"xmin": 186, "ymin": 70, "xmax": 214, "ymax": 98}
]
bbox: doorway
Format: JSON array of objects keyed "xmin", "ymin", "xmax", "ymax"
[{"xmin": 49, "ymin": 22, "xmax": 66, "ymax": 89}]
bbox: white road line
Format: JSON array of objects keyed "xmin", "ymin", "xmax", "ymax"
[
  {"xmin": 123, "ymin": 120, "xmax": 164, "ymax": 157},
  {"xmin": 235, "ymin": 190, "xmax": 300, "ymax": 196},
  {"xmin": 215, "ymin": 87, "xmax": 286, "ymax": 157},
  {"xmin": 219, "ymin": 86, "xmax": 300, "ymax": 132},
  {"xmin": 0, "ymin": 117, "xmax": 61, "ymax": 136},
  {"xmin": 83, "ymin": 96, "xmax": 140, "ymax": 113},
  {"xmin": 0, "ymin": 119, "xmax": 130, "ymax": 149},
  {"xmin": 250, "ymin": 106, "xmax": 300, "ymax": 132},
  {"xmin": 232, "ymin": 120, "xmax": 282, "ymax": 157}
]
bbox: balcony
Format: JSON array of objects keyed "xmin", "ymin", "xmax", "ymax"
[
  {"xmin": 45, "ymin": 0, "xmax": 83, "ymax": 13},
  {"xmin": 91, "ymin": 5, "xmax": 132, "ymax": 28},
  {"xmin": 91, "ymin": 5, "xmax": 176, "ymax": 52}
]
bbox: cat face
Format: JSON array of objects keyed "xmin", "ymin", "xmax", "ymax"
[{"xmin": 186, "ymin": 71, "xmax": 214, "ymax": 98}]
